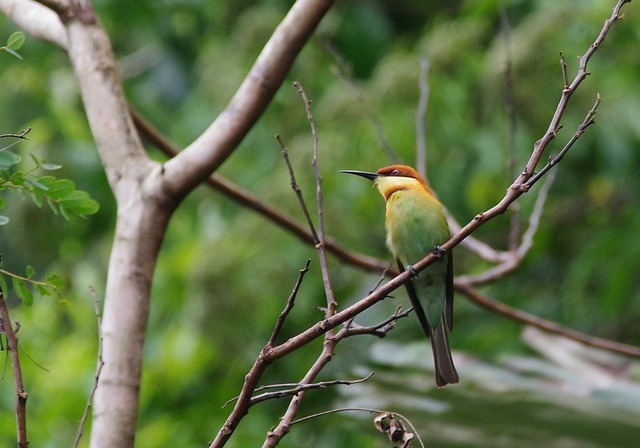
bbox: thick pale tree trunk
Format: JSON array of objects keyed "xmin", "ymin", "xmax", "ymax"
[{"xmin": 63, "ymin": 7, "xmax": 177, "ymax": 446}]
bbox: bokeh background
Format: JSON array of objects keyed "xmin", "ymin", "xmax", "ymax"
[{"xmin": 1, "ymin": 0, "xmax": 639, "ymax": 446}]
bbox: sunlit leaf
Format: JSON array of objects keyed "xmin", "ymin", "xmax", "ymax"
[
  {"xmin": 6, "ymin": 31, "xmax": 25, "ymax": 51},
  {"xmin": 42, "ymin": 163, "xmax": 63, "ymax": 171}
]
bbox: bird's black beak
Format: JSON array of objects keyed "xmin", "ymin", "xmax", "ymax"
[{"xmin": 339, "ymin": 170, "xmax": 380, "ymax": 181}]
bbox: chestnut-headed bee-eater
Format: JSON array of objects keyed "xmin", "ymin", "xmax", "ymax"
[{"xmin": 341, "ymin": 164, "xmax": 459, "ymax": 387}]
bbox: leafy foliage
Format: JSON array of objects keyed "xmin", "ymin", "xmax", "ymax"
[
  {"xmin": 0, "ymin": 264, "xmax": 64, "ymax": 306},
  {"xmin": 0, "ymin": 150, "xmax": 99, "ymax": 224}
]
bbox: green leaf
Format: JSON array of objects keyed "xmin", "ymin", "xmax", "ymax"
[
  {"xmin": 30, "ymin": 191, "xmax": 43, "ymax": 208},
  {"xmin": 0, "ymin": 151, "xmax": 21, "ymax": 170},
  {"xmin": 0, "ymin": 215, "xmax": 8, "ymax": 225},
  {"xmin": 25, "ymin": 176, "xmax": 48, "ymax": 190},
  {"xmin": 46, "ymin": 274, "xmax": 64, "ymax": 291},
  {"xmin": 2, "ymin": 47, "xmax": 23, "ymax": 60},
  {"xmin": 60, "ymin": 190, "xmax": 100, "ymax": 216},
  {"xmin": 46, "ymin": 198, "xmax": 59, "ymax": 215},
  {"xmin": 36, "ymin": 176, "xmax": 74, "ymax": 198},
  {"xmin": 12, "ymin": 276, "xmax": 32, "ymax": 306},
  {"xmin": 42, "ymin": 163, "xmax": 63, "ymax": 171},
  {"xmin": 25, "ymin": 265, "xmax": 35, "ymax": 279},
  {"xmin": 59, "ymin": 203, "xmax": 71, "ymax": 220},
  {"xmin": 36, "ymin": 284, "xmax": 50, "ymax": 296},
  {"xmin": 6, "ymin": 32, "xmax": 25, "ymax": 51}
]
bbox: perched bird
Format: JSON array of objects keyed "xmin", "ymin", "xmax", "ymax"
[{"xmin": 340, "ymin": 164, "xmax": 458, "ymax": 387}]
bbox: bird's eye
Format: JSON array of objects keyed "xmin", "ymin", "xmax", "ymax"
[{"xmin": 391, "ymin": 169, "xmax": 400, "ymax": 176}]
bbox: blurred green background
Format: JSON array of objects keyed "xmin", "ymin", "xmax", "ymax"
[{"xmin": 1, "ymin": 0, "xmax": 639, "ymax": 446}]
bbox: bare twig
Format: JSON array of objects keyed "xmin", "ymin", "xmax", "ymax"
[
  {"xmin": 0, "ymin": 128, "xmax": 31, "ymax": 140},
  {"xmin": 0, "ymin": 289, "xmax": 28, "ymax": 448},
  {"xmin": 293, "ymin": 81, "xmax": 337, "ymax": 310},
  {"xmin": 73, "ymin": 287, "xmax": 105, "ymax": 448},
  {"xmin": 524, "ymin": 94, "xmax": 601, "ymax": 190},
  {"xmin": 559, "ymin": 52, "xmax": 570, "ymax": 90},
  {"xmin": 268, "ymin": 259, "xmax": 311, "ymax": 346},
  {"xmin": 340, "ymin": 306, "xmax": 412, "ymax": 338},
  {"xmin": 518, "ymin": 0, "xmax": 628, "ymax": 184},
  {"xmin": 276, "ymin": 134, "xmax": 320, "ymax": 243},
  {"xmin": 251, "ymin": 374, "xmax": 373, "ymax": 406}
]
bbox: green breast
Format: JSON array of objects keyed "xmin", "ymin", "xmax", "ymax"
[{"xmin": 385, "ymin": 189, "xmax": 450, "ymax": 265}]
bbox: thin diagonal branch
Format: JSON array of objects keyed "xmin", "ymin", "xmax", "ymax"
[
  {"xmin": 129, "ymin": 105, "xmax": 389, "ymax": 273},
  {"xmin": 268, "ymin": 259, "xmax": 311, "ymax": 346},
  {"xmin": 518, "ymin": 0, "xmax": 628, "ymax": 184},
  {"xmin": 0, "ymin": 0, "xmax": 68, "ymax": 48},
  {"xmin": 524, "ymin": 95, "xmax": 601, "ymax": 190},
  {"xmin": 455, "ymin": 282, "xmax": 640, "ymax": 357},
  {"xmin": 163, "ymin": 0, "xmax": 335, "ymax": 198},
  {"xmin": 276, "ymin": 134, "xmax": 320, "ymax": 243},
  {"xmin": 0, "ymin": 289, "xmax": 28, "ymax": 447},
  {"xmin": 293, "ymin": 81, "xmax": 337, "ymax": 310},
  {"xmin": 250, "ymin": 373, "xmax": 373, "ymax": 406},
  {"xmin": 340, "ymin": 306, "xmax": 412, "ymax": 338},
  {"xmin": 73, "ymin": 287, "xmax": 104, "ymax": 448}
]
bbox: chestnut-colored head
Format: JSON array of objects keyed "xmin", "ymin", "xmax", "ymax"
[{"xmin": 340, "ymin": 164, "xmax": 434, "ymax": 201}]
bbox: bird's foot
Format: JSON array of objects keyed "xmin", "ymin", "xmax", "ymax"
[
  {"xmin": 433, "ymin": 245, "xmax": 446, "ymax": 258},
  {"xmin": 406, "ymin": 264, "xmax": 419, "ymax": 277}
]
